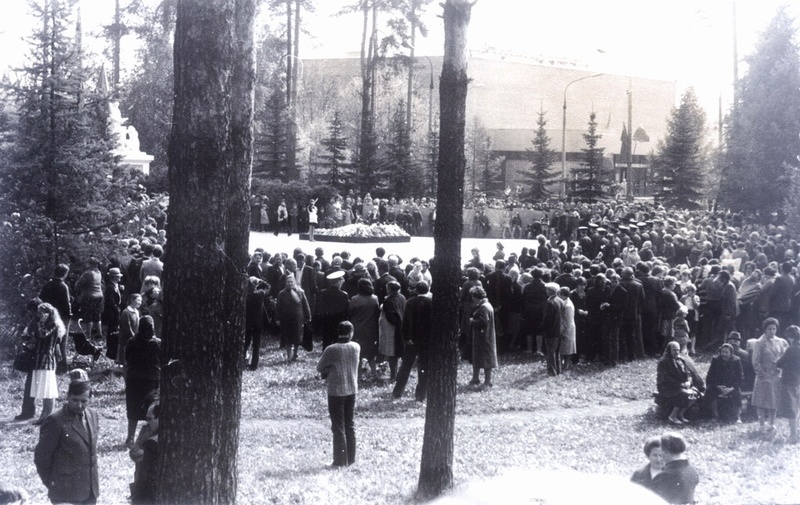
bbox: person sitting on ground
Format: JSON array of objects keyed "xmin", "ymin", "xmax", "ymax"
[
  {"xmin": 630, "ymin": 435, "xmax": 664, "ymax": 491},
  {"xmin": 649, "ymin": 432, "xmax": 699, "ymax": 505},
  {"xmin": 656, "ymin": 341, "xmax": 705, "ymax": 425},
  {"xmin": 129, "ymin": 400, "xmax": 160, "ymax": 504}
]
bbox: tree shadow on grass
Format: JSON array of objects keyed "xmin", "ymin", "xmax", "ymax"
[{"xmin": 258, "ymin": 462, "xmax": 340, "ymax": 480}]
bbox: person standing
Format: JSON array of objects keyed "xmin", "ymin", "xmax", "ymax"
[
  {"xmin": 34, "ymin": 380, "xmax": 100, "ymax": 504},
  {"xmin": 31, "ymin": 303, "xmax": 67, "ymax": 426},
  {"xmin": 102, "ymin": 267, "xmax": 124, "ymax": 361},
  {"xmin": 307, "ymin": 199, "xmax": 318, "ymax": 241},
  {"xmin": 752, "ymin": 317, "xmax": 789, "ymax": 436},
  {"xmin": 275, "ymin": 199, "xmax": 290, "ymax": 236},
  {"xmin": 315, "ymin": 272, "xmax": 350, "ymax": 350},
  {"xmin": 393, "ymin": 281, "xmax": 433, "ymax": 400},
  {"xmin": 541, "ymin": 283, "xmax": 564, "ymax": 376},
  {"xmin": 124, "ymin": 316, "xmax": 161, "ymax": 447},
  {"xmin": 117, "ymin": 294, "xmax": 142, "ymax": 367},
  {"xmin": 276, "ymin": 275, "xmax": 312, "ymax": 363},
  {"xmin": 39, "ymin": 264, "xmax": 72, "ymax": 372},
  {"xmin": 74, "ymin": 260, "xmax": 104, "ymax": 342},
  {"xmin": 777, "ymin": 325, "xmax": 800, "ymax": 444},
  {"xmin": 317, "ymin": 321, "xmax": 360, "ymax": 467},
  {"xmin": 468, "ymin": 286, "xmax": 498, "ymax": 388}
]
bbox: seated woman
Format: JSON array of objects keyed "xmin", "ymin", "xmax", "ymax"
[
  {"xmin": 630, "ymin": 436, "xmax": 664, "ymax": 491},
  {"xmin": 650, "ymin": 432, "xmax": 699, "ymax": 505},
  {"xmin": 705, "ymin": 343, "xmax": 744, "ymax": 423},
  {"xmin": 656, "ymin": 341, "xmax": 705, "ymax": 425}
]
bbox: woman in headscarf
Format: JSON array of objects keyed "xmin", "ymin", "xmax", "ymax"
[
  {"xmin": 705, "ymin": 343, "xmax": 744, "ymax": 423},
  {"xmin": 276, "ymin": 275, "xmax": 311, "ymax": 363},
  {"xmin": 657, "ymin": 341, "xmax": 705, "ymax": 425},
  {"xmin": 468, "ymin": 286, "xmax": 497, "ymax": 389},
  {"xmin": 31, "ymin": 302, "xmax": 67, "ymax": 425},
  {"xmin": 125, "ymin": 315, "xmax": 161, "ymax": 447}
]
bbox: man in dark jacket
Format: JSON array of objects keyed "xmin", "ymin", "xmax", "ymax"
[
  {"xmin": 35, "ymin": 380, "xmax": 100, "ymax": 504},
  {"xmin": 485, "ymin": 260, "xmax": 513, "ymax": 349},
  {"xmin": 636, "ymin": 262, "xmax": 662, "ymax": 355},
  {"xmin": 521, "ymin": 268, "xmax": 548, "ymax": 354},
  {"xmin": 393, "ymin": 281, "xmax": 433, "ymax": 400},
  {"xmin": 540, "ymin": 283, "xmax": 564, "ymax": 376},
  {"xmin": 315, "ymin": 272, "xmax": 350, "ymax": 349},
  {"xmin": 619, "ymin": 267, "xmax": 645, "ymax": 361},
  {"xmin": 770, "ymin": 261, "xmax": 795, "ymax": 325},
  {"xmin": 39, "ymin": 264, "xmax": 72, "ymax": 371},
  {"xmin": 601, "ymin": 273, "xmax": 627, "ymax": 366}
]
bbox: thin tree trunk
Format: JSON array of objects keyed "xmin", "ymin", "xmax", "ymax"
[
  {"xmin": 406, "ymin": 0, "xmax": 416, "ymax": 130},
  {"xmin": 417, "ymin": 0, "xmax": 472, "ymax": 500},
  {"xmin": 158, "ymin": 0, "xmax": 255, "ymax": 503}
]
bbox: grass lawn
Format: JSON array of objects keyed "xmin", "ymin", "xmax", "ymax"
[{"xmin": 1, "ymin": 340, "xmax": 799, "ymax": 504}]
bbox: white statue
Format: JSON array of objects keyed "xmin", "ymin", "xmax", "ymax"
[{"xmin": 125, "ymin": 126, "xmax": 140, "ymax": 153}]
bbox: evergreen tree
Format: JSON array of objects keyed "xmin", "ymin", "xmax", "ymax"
[
  {"xmin": 652, "ymin": 88, "xmax": 708, "ymax": 209},
  {"xmin": 0, "ymin": 0, "xmax": 150, "ymax": 284},
  {"xmin": 524, "ymin": 109, "xmax": 558, "ymax": 202},
  {"xmin": 382, "ymin": 99, "xmax": 421, "ymax": 197},
  {"xmin": 122, "ymin": 0, "xmax": 176, "ymax": 192},
  {"xmin": 318, "ymin": 110, "xmax": 351, "ymax": 189},
  {"xmin": 354, "ymin": 115, "xmax": 383, "ymax": 194},
  {"xmin": 720, "ymin": 7, "xmax": 800, "ymax": 215},
  {"xmin": 570, "ymin": 111, "xmax": 608, "ymax": 202},
  {"xmin": 253, "ymin": 89, "xmax": 291, "ymax": 182},
  {"xmin": 426, "ymin": 128, "xmax": 439, "ymax": 197}
]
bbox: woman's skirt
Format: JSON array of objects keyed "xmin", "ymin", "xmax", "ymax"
[
  {"xmin": 777, "ymin": 382, "xmax": 800, "ymax": 419},
  {"xmin": 126, "ymin": 378, "xmax": 160, "ymax": 421},
  {"xmin": 752, "ymin": 376, "xmax": 781, "ymax": 410},
  {"xmin": 30, "ymin": 369, "xmax": 59, "ymax": 399}
]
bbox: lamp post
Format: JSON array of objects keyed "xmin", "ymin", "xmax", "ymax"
[{"xmin": 561, "ymin": 73, "xmax": 603, "ymax": 198}]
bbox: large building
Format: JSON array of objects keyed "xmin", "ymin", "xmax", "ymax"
[{"xmin": 304, "ymin": 51, "xmax": 677, "ymax": 196}]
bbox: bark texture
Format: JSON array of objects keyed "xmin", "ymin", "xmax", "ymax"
[
  {"xmin": 417, "ymin": 0, "xmax": 472, "ymax": 500},
  {"xmin": 158, "ymin": 0, "xmax": 255, "ymax": 503}
]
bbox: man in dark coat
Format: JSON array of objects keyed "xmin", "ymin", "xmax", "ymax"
[
  {"xmin": 540, "ymin": 283, "xmax": 564, "ymax": 376},
  {"xmin": 393, "ymin": 281, "xmax": 433, "ymax": 401},
  {"xmin": 636, "ymin": 262, "xmax": 662, "ymax": 355},
  {"xmin": 374, "ymin": 259, "xmax": 397, "ymax": 306},
  {"xmin": 619, "ymin": 267, "xmax": 645, "ymax": 361},
  {"xmin": 485, "ymin": 260, "xmax": 513, "ymax": 349},
  {"xmin": 314, "ymin": 272, "xmax": 350, "ymax": 349},
  {"xmin": 521, "ymin": 268, "xmax": 548, "ymax": 354},
  {"xmin": 39, "ymin": 264, "xmax": 72, "ymax": 370},
  {"xmin": 35, "ymin": 380, "xmax": 100, "ymax": 504},
  {"xmin": 101, "ymin": 267, "xmax": 124, "ymax": 361},
  {"xmin": 381, "ymin": 281, "xmax": 406, "ymax": 380},
  {"xmin": 601, "ymin": 273, "xmax": 627, "ymax": 366},
  {"xmin": 770, "ymin": 261, "xmax": 795, "ymax": 325}
]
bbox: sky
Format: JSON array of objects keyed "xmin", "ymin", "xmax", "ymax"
[{"xmin": 0, "ymin": 0, "xmax": 796, "ymax": 115}]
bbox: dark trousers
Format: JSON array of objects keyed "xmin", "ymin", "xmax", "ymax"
[
  {"xmin": 620, "ymin": 319, "xmax": 644, "ymax": 361},
  {"xmin": 20, "ymin": 371, "xmax": 35, "ymax": 417},
  {"xmin": 392, "ymin": 343, "xmax": 428, "ymax": 401},
  {"xmin": 328, "ymin": 394, "xmax": 356, "ymax": 466},
  {"xmin": 602, "ymin": 322, "xmax": 621, "ymax": 366},
  {"xmin": 641, "ymin": 311, "xmax": 660, "ymax": 355},
  {"xmin": 545, "ymin": 337, "xmax": 561, "ymax": 376},
  {"xmin": 244, "ymin": 328, "xmax": 262, "ymax": 368}
]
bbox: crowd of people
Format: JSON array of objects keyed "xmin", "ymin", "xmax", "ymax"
[{"xmin": 8, "ymin": 196, "xmax": 800, "ymax": 503}]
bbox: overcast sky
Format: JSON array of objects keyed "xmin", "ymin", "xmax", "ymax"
[{"xmin": 0, "ymin": 0, "xmax": 796, "ymax": 114}]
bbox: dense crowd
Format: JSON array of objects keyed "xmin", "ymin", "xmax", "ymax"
[{"xmin": 8, "ymin": 198, "xmax": 800, "ymax": 504}]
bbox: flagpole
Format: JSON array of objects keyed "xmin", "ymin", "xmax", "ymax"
[{"xmin": 626, "ymin": 78, "xmax": 633, "ymax": 197}]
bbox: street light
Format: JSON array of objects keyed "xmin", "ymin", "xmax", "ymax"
[{"xmin": 561, "ymin": 73, "xmax": 604, "ymax": 198}]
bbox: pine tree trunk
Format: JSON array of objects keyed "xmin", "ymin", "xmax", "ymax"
[
  {"xmin": 158, "ymin": 0, "xmax": 255, "ymax": 503},
  {"xmin": 417, "ymin": 0, "xmax": 472, "ymax": 500}
]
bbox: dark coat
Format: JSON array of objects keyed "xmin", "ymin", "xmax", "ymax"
[
  {"xmin": 619, "ymin": 278, "xmax": 644, "ymax": 321},
  {"xmin": 35, "ymin": 406, "xmax": 100, "ymax": 503},
  {"xmin": 403, "ymin": 294, "xmax": 433, "ymax": 354},
  {"xmin": 276, "ymin": 288, "xmax": 311, "ymax": 346},
  {"xmin": 382, "ymin": 292, "xmax": 407, "ymax": 356},
  {"xmin": 485, "ymin": 270, "xmax": 513, "ymax": 309},
  {"xmin": 102, "ymin": 281, "xmax": 123, "ymax": 326},
  {"xmin": 541, "ymin": 295, "xmax": 563, "ymax": 341},
  {"xmin": 657, "ymin": 355, "xmax": 705, "ymax": 398},
  {"xmin": 39, "ymin": 278, "xmax": 72, "ymax": 322},
  {"xmin": 602, "ymin": 284, "xmax": 628, "ymax": 327},
  {"xmin": 650, "ymin": 459, "xmax": 699, "ymax": 504}
]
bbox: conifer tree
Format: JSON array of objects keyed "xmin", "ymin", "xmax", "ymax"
[
  {"xmin": 318, "ymin": 110, "xmax": 351, "ymax": 190},
  {"xmin": 0, "ymin": 0, "xmax": 149, "ymax": 282},
  {"xmin": 383, "ymin": 99, "xmax": 421, "ymax": 197},
  {"xmin": 524, "ymin": 109, "xmax": 558, "ymax": 202},
  {"xmin": 570, "ymin": 111, "xmax": 608, "ymax": 202},
  {"xmin": 652, "ymin": 88, "xmax": 708, "ymax": 209},
  {"xmin": 720, "ymin": 7, "xmax": 800, "ymax": 215},
  {"xmin": 253, "ymin": 89, "xmax": 291, "ymax": 182}
]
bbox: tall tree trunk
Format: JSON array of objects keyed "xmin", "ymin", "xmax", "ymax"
[
  {"xmin": 417, "ymin": 0, "xmax": 471, "ymax": 500},
  {"xmin": 113, "ymin": 0, "xmax": 121, "ymax": 97},
  {"xmin": 405, "ymin": 0, "xmax": 416, "ymax": 130},
  {"xmin": 158, "ymin": 0, "xmax": 255, "ymax": 503}
]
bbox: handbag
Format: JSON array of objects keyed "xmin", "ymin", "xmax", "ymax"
[{"xmin": 13, "ymin": 345, "xmax": 36, "ymax": 373}]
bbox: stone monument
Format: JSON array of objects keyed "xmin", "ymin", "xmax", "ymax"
[{"xmin": 109, "ymin": 100, "xmax": 154, "ymax": 175}]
